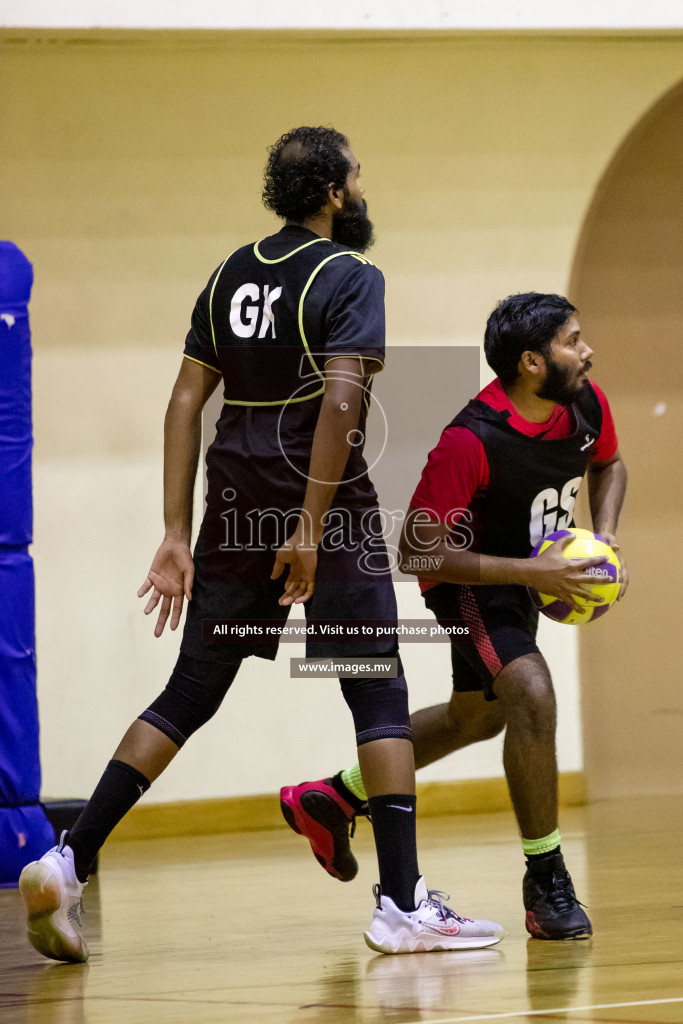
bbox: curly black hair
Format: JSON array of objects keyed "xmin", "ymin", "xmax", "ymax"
[
  {"xmin": 484, "ymin": 293, "xmax": 577, "ymax": 387},
  {"xmin": 262, "ymin": 126, "xmax": 351, "ymax": 222}
]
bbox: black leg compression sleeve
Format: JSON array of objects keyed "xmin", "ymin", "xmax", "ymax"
[
  {"xmin": 69, "ymin": 759, "xmax": 151, "ymax": 882},
  {"xmin": 339, "ymin": 664, "xmax": 412, "ymax": 746},
  {"xmin": 138, "ymin": 653, "xmax": 241, "ymax": 747}
]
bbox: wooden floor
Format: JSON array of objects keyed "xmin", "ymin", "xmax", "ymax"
[{"xmin": 1, "ymin": 795, "xmax": 682, "ymax": 1024}]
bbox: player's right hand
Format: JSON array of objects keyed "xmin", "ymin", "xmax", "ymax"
[
  {"xmin": 138, "ymin": 539, "xmax": 194, "ymax": 637},
  {"xmin": 526, "ymin": 534, "xmax": 607, "ymax": 612}
]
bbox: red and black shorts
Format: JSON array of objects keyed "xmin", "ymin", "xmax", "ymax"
[{"xmin": 423, "ymin": 582, "xmax": 540, "ymax": 701}]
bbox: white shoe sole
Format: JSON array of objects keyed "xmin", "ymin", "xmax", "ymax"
[
  {"xmin": 19, "ymin": 862, "xmax": 88, "ymax": 963},
  {"xmin": 364, "ymin": 926, "xmax": 503, "ymax": 954}
]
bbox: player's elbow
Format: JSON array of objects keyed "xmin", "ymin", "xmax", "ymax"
[
  {"xmin": 398, "ymin": 530, "xmax": 419, "ymax": 575},
  {"xmin": 166, "ymin": 385, "xmax": 205, "ymax": 425}
]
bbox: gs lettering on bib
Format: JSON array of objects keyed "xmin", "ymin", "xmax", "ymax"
[
  {"xmin": 529, "ymin": 476, "xmax": 583, "ymax": 547},
  {"xmin": 447, "ymin": 385, "xmax": 603, "ymax": 559}
]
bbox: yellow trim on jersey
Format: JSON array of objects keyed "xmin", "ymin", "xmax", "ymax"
[
  {"xmin": 223, "ymin": 385, "xmax": 325, "ymax": 407},
  {"xmin": 183, "ymin": 353, "xmax": 222, "ymax": 375},
  {"xmin": 324, "ymin": 354, "xmax": 385, "ymax": 374},
  {"xmin": 208, "ymin": 250, "xmax": 236, "ymax": 357},
  {"xmin": 253, "ymin": 237, "xmax": 326, "ymax": 264},
  {"xmin": 297, "ymin": 251, "xmax": 372, "ymax": 388},
  {"xmin": 214, "ymin": 242, "xmax": 376, "ymax": 407}
]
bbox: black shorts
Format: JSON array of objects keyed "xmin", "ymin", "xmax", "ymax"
[
  {"xmin": 423, "ymin": 582, "xmax": 540, "ymax": 700},
  {"xmin": 181, "ymin": 574, "xmax": 399, "ymax": 664}
]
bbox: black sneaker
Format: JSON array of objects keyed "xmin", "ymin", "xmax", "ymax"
[{"xmin": 523, "ymin": 853, "xmax": 592, "ymax": 940}]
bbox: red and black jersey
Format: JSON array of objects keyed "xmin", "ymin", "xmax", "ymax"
[{"xmin": 411, "ymin": 378, "xmax": 619, "ymax": 591}]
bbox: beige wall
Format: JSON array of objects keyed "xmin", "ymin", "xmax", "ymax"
[
  {"xmin": 571, "ymin": 80, "xmax": 683, "ymax": 799},
  {"xmin": 1, "ymin": 30, "xmax": 681, "ymax": 801}
]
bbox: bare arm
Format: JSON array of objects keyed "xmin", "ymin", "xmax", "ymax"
[
  {"xmin": 272, "ymin": 357, "xmax": 366, "ymax": 605},
  {"xmin": 587, "ymin": 450, "xmax": 627, "ymax": 540},
  {"xmin": 399, "ymin": 508, "xmax": 607, "ymax": 612},
  {"xmin": 138, "ymin": 358, "xmax": 222, "ymax": 635},
  {"xmin": 587, "ymin": 449, "xmax": 628, "ymax": 597}
]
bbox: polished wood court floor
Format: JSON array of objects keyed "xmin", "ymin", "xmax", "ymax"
[{"xmin": 2, "ymin": 795, "xmax": 682, "ymax": 1024}]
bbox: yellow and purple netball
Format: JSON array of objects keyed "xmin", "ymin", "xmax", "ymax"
[{"xmin": 528, "ymin": 528, "xmax": 622, "ymax": 625}]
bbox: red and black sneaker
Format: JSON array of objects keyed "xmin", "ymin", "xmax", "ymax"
[
  {"xmin": 280, "ymin": 779, "xmax": 359, "ymax": 882},
  {"xmin": 523, "ymin": 853, "xmax": 592, "ymax": 940}
]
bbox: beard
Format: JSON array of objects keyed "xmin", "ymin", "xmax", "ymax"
[
  {"xmin": 537, "ymin": 356, "xmax": 592, "ymax": 406},
  {"xmin": 331, "ymin": 191, "xmax": 375, "ymax": 252}
]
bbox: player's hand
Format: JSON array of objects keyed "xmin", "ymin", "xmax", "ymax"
[
  {"xmin": 599, "ymin": 532, "xmax": 629, "ymax": 601},
  {"xmin": 138, "ymin": 538, "xmax": 194, "ymax": 637},
  {"xmin": 526, "ymin": 534, "xmax": 608, "ymax": 613},
  {"xmin": 271, "ymin": 526, "xmax": 318, "ymax": 606}
]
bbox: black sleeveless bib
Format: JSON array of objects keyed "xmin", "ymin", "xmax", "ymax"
[
  {"xmin": 207, "ymin": 236, "xmax": 371, "ymax": 406},
  {"xmin": 448, "ymin": 384, "xmax": 603, "ymax": 557}
]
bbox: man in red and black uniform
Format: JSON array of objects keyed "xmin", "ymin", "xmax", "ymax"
[{"xmin": 281, "ymin": 292, "xmax": 628, "ymax": 940}]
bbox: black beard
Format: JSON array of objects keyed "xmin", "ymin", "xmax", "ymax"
[
  {"xmin": 537, "ymin": 356, "xmax": 592, "ymax": 406},
  {"xmin": 332, "ymin": 196, "xmax": 375, "ymax": 252}
]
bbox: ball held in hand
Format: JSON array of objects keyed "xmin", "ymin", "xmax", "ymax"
[{"xmin": 528, "ymin": 527, "xmax": 623, "ymax": 625}]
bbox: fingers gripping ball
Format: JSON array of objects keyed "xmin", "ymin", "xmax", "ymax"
[{"xmin": 528, "ymin": 528, "xmax": 623, "ymax": 625}]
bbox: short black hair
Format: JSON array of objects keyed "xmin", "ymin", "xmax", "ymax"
[
  {"xmin": 484, "ymin": 292, "xmax": 577, "ymax": 387},
  {"xmin": 262, "ymin": 126, "xmax": 351, "ymax": 223}
]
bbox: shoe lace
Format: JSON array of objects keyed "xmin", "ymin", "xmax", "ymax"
[
  {"xmin": 67, "ymin": 897, "xmax": 84, "ymax": 928},
  {"xmin": 350, "ymin": 806, "xmax": 372, "ymax": 839},
  {"xmin": 425, "ymin": 889, "xmax": 473, "ymax": 924},
  {"xmin": 545, "ymin": 872, "xmax": 585, "ymax": 915}
]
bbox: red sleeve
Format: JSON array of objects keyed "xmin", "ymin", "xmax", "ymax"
[
  {"xmin": 410, "ymin": 425, "xmax": 488, "ymax": 523},
  {"xmin": 589, "ymin": 382, "xmax": 619, "ymax": 462}
]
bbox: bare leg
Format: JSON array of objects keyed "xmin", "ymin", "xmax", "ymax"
[
  {"xmin": 493, "ymin": 653, "xmax": 558, "ymax": 839},
  {"xmin": 411, "ymin": 691, "xmax": 506, "ymax": 770},
  {"xmin": 358, "ymin": 737, "xmax": 415, "ymax": 797},
  {"xmin": 112, "ymin": 719, "xmax": 180, "ymax": 782}
]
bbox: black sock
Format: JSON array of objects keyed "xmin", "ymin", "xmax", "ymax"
[
  {"xmin": 328, "ymin": 772, "xmax": 366, "ymax": 815},
  {"xmin": 67, "ymin": 759, "xmax": 151, "ymax": 882},
  {"xmin": 526, "ymin": 847, "xmax": 564, "ymax": 880},
  {"xmin": 367, "ymin": 794, "xmax": 420, "ymax": 912}
]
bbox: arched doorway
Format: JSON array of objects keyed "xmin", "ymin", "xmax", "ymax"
[{"xmin": 569, "ymin": 80, "xmax": 683, "ymax": 799}]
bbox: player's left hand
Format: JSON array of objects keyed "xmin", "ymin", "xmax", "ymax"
[
  {"xmin": 271, "ymin": 529, "xmax": 318, "ymax": 606},
  {"xmin": 600, "ymin": 532, "xmax": 629, "ymax": 600}
]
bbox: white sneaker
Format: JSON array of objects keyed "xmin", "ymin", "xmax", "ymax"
[
  {"xmin": 364, "ymin": 877, "xmax": 505, "ymax": 954},
  {"xmin": 19, "ymin": 831, "xmax": 89, "ymax": 962}
]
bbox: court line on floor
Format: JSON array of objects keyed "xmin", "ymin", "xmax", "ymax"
[
  {"xmin": 4, "ymin": 992, "xmax": 682, "ymax": 1021},
  {"xmin": 404, "ymin": 995, "xmax": 683, "ymax": 1024}
]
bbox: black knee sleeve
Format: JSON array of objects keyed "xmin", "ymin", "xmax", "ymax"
[
  {"xmin": 340, "ymin": 665, "xmax": 412, "ymax": 746},
  {"xmin": 138, "ymin": 653, "xmax": 240, "ymax": 747}
]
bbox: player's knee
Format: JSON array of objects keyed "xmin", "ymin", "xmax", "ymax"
[
  {"xmin": 340, "ymin": 670, "xmax": 412, "ymax": 746},
  {"xmin": 495, "ymin": 661, "xmax": 556, "ymax": 734},
  {"xmin": 468, "ymin": 705, "xmax": 506, "ymax": 741},
  {"xmin": 445, "ymin": 693, "xmax": 505, "ymax": 744},
  {"xmin": 138, "ymin": 654, "xmax": 240, "ymax": 746}
]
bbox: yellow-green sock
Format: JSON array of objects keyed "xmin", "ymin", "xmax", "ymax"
[
  {"xmin": 341, "ymin": 763, "xmax": 367, "ymax": 803},
  {"xmin": 521, "ymin": 828, "xmax": 561, "ymax": 858}
]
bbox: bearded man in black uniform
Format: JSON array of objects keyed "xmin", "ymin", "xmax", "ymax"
[{"xmin": 19, "ymin": 127, "xmax": 503, "ymax": 963}]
